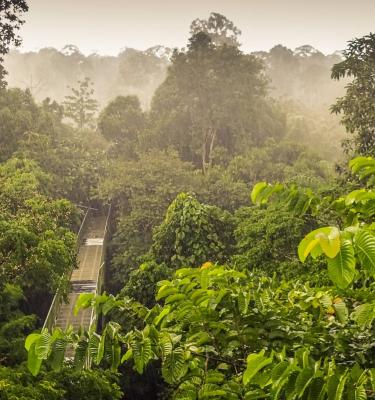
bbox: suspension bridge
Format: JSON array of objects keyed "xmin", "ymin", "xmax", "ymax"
[{"xmin": 43, "ymin": 206, "xmax": 110, "ymax": 336}]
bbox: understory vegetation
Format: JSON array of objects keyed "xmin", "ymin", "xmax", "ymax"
[{"xmin": 0, "ymin": 4, "xmax": 375, "ymax": 400}]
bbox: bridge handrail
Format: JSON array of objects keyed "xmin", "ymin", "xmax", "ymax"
[
  {"xmin": 88, "ymin": 204, "xmax": 111, "ymax": 332},
  {"xmin": 43, "ymin": 207, "xmax": 91, "ymax": 331},
  {"xmin": 86, "ymin": 205, "xmax": 111, "ymax": 368}
]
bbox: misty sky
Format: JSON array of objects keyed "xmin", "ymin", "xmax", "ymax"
[{"xmin": 19, "ymin": 0, "xmax": 375, "ymax": 55}]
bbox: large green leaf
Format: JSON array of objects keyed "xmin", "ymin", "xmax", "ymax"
[
  {"xmin": 162, "ymin": 347, "xmax": 188, "ymax": 384},
  {"xmin": 345, "ymin": 189, "xmax": 375, "ymax": 206},
  {"xmin": 156, "ymin": 285, "xmax": 179, "ymax": 301},
  {"xmin": 243, "ymin": 351, "xmax": 273, "ymax": 386},
  {"xmin": 335, "ymin": 372, "xmax": 348, "ymax": 400},
  {"xmin": 88, "ymin": 332, "xmax": 101, "ymax": 362},
  {"xmin": 327, "ymin": 240, "xmax": 356, "ymax": 289},
  {"xmin": 298, "ymin": 227, "xmax": 336, "ymax": 262},
  {"xmin": 121, "ymin": 348, "xmax": 133, "ymax": 364},
  {"xmin": 354, "ymin": 385, "xmax": 367, "ymax": 400},
  {"xmin": 133, "ymin": 336, "xmax": 152, "ymax": 374},
  {"xmin": 238, "ymin": 291, "xmax": 250, "ymax": 315},
  {"xmin": 327, "ymin": 373, "xmax": 340, "ymax": 400},
  {"xmin": 159, "ymin": 333, "xmax": 173, "ymax": 358},
  {"xmin": 74, "ymin": 338, "xmax": 89, "ymax": 370},
  {"xmin": 295, "ymin": 367, "xmax": 314, "ymax": 398},
  {"xmin": 153, "ymin": 305, "xmax": 171, "ymax": 326},
  {"xmin": 355, "ymin": 230, "xmax": 375, "ymax": 276},
  {"xmin": 285, "ymin": 371, "xmax": 299, "ymax": 399},
  {"xmin": 327, "ymin": 371, "xmax": 348, "ymax": 400},
  {"xmin": 74, "ymin": 293, "xmax": 95, "ymax": 316},
  {"xmin": 251, "ymin": 182, "xmax": 284, "ymax": 205},
  {"xmin": 308, "ymin": 377, "xmax": 325, "ymax": 400},
  {"xmin": 270, "ymin": 361, "xmax": 295, "ymax": 399},
  {"xmin": 351, "ymin": 302, "xmax": 375, "ymax": 328},
  {"xmin": 25, "ymin": 333, "xmax": 41, "ymax": 351},
  {"xmin": 333, "ymin": 298, "xmax": 349, "ymax": 324},
  {"xmin": 198, "ymin": 383, "xmax": 227, "ymax": 398},
  {"xmin": 251, "ymin": 182, "xmax": 268, "ymax": 204},
  {"xmin": 111, "ymin": 341, "xmax": 121, "ymax": 371},
  {"xmin": 317, "ymin": 227, "xmax": 341, "ymax": 259},
  {"xmin": 350, "ymin": 157, "xmax": 375, "ymax": 180},
  {"xmin": 96, "ymin": 331, "xmax": 106, "ymax": 364},
  {"xmin": 49, "ymin": 338, "xmax": 67, "ymax": 371},
  {"xmin": 27, "ymin": 342, "xmax": 43, "ymax": 377},
  {"xmin": 34, "ymin": 329, "xmax": 52, "ymax": 360}
]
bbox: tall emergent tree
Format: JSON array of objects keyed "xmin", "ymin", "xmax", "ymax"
[
  {"xmin": 190, "ymin": 12, "xmax": 241, "ymax": 47},
  {"xmin": 63, "ymin": 77, "xmax": 98, "ymax": 130},
  {"xmin": 150, "ymin": 15, "xmax": 283, "ymax": 173},
  {"xmin": 331, "ymin": 33, "xmax": 375, "ymax": 156},
  {"xmin": 0, "ymin": 0, "xmax": 28, "ymax": 88}
]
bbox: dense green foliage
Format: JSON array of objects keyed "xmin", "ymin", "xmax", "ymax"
[
  {"xmin": 0, "ymin": 157, "xmax": 78, "ymax": 315},
  {"xmin": 150, "ymin": 193, "xmax": 235, "ymax": 268},
  {"xmin": 2, "ymin": 8, "xmax": 375, "ymax": 400},
  {"xmin": 26, "ymin": 155, "xmax": 375, "ymax": 399},
  {"xmin": 0, "ymin": 365, "xmax": 122, "ymax": 399},
  {"xmin": 0, "ymin": 0, "xmax": 28, "ymax": 87},
  {"xmin": 233, "ymin": 205, "xmax": 323, "ymax": 281},
  {"xmin": 98, "ymin": 95, "xmax": 145, "ymax": 158},
  {"xmin": 0, "ymin": 88, "xmax": 68, "ymax": 161},
  {"xmin": 331, "ymin": 34, "xmax": 375, "ymax": 156},
  {"xmin": 117, "ymin": 193, "xmax": 235, "ymax": 307}
]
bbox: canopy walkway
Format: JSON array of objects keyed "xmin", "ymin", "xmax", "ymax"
[{"xmin": 43, "ymin": 207, "xmax": 110, "ymax": 335}]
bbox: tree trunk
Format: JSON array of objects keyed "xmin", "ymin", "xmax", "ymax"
[
  {"xmin": 202, "ymin": 127, "xmax": 216, "ymax": 174},
  {"xmin": 208, "ymin": 128, "xmax": 216, "ymax": 168}
]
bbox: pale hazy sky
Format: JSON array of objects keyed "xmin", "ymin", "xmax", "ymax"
[{"xmin": 18, "ymin": 0, "xmax": 375, "ymax": 55}]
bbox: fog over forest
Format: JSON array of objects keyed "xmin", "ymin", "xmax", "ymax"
[
  {"xmin": 1, "ymin": 2, "xmax": 375, "ymax": 400},
  {"xmin": 5, "ymin": 43, "xmax": 345, "ymax": 109},
  {"xmin": 4, "ymin": 36, "xmax": 349, "ymax": 161}
]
